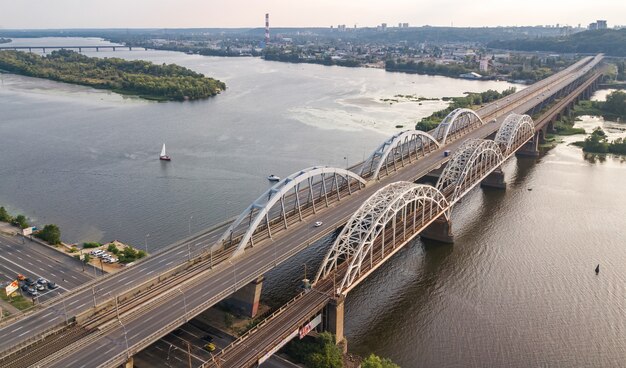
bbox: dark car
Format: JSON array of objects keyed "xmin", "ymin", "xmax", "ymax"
[
  {"xmin": 202, "ymin": 335, "xmax": 214, "ymax": 342},
  {"xmin": 24, "ymin": 278, "xmax": 35, "ymax": 286},
  {"xmin": 21, "ymin": 284, "xmax": 29, "ymax": 292},
  {"xmin": 47, "ymin": 281, "xmax": 58, "ymax": 290}
]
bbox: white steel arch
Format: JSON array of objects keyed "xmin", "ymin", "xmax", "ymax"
[
  {"xmin": 315, "ymin": 182, "xmax": 449, "ymax": 295},
  {"xmin": 494, "ymin": 114, "xmax": 535, "ymax": 156},
  {"xmin": 215, "ymin": 166, "xmax": 367, "ymax": 258},
  {"xmin": 433, "ymin": 108, "xmax": 485, "ymax": 145},
  {"xmin": 436, "ymin": 139, "xmax": 504, "ymax": 203},
  {"xmin": 359, "ymin": 130, "xmax": 440, "ymax": 180}
]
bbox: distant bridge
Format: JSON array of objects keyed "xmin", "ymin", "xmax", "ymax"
[{"xmin": 0, "ymin": 45, "xmax": 146, "ymax": 52}]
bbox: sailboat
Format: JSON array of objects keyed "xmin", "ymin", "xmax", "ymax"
[{"xmin": 159, "ymin": 143, "xmax": 171, "ymax": 161}]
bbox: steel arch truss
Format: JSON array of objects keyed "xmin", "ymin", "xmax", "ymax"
[
  {"xmin": 433, "ymin": 108, "xmax": 485, "ymax": 145},
  {"xmin": 494, "ymin": 114, "xmax": 535, "ymax": 156},
  {"xmin": 436, "ymin": 139, "xmax": 504, "ymax": 203},
  {"xmin": 216, "ymin": 167, "xmax": 367, "ymax": 257},
  {"xmin": 315, "ymin": 182, "xmax": 449, "ymax": 295},
  {"xmin": 359, "ymin": 130, "xmax": 440, "ymax": 180}
]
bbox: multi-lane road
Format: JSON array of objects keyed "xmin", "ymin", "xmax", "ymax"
[{"xmin": 0, "ymin": 55, "xmax": 603, "ymax": 367}]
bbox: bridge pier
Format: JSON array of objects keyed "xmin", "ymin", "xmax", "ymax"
[
  {"xmin": 481, "ymin": 167, "xmax": 506, "ymax": 189},
  {"xmin": 420, "ymin": 215, "xmax": 454, "ymax": 244},
  {"xmin": 224, "ymin": 275, "xmax": 264, "ymax": 318},
  {"xmin": 124, "ymin": 356, "xmax": 134, "ymax": 368},
  {"xmin": 516, "ymin": 131, "xmax": 541, "ymax": 157},
  {"xmin": 324, "ymin": 296, "xmax": 347, "ymax": 351}
]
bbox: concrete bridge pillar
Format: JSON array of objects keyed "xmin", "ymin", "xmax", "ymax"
[
  {"xmin": 481, "ymin": 167, "xmax": 506, "ymax": 189},
  {"xmin": 516, "ymin": 131, "xmax": 541, "ymax": 157},
  {"xmin": 420, "ymin": 215, "xmax": 454, "ymax": 243},
  {"xmin": 324, "ymin": 296, "xmax": 346, "ymax": 351},
  {"xmin": 225, "ymin": 275, "xmax": 264, "ymax": 318},
  {"xmin": 124, "ymin": 356, "xmax": 134, "ymax": 368}
]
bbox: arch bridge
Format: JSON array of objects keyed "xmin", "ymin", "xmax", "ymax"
[
  {"xmin": 215, "ymin": 166, "xmax": 366, "ymax": 257},
  {"xmin": 317, "ymin": 113, "xmax": 536, "ymax": 295}
]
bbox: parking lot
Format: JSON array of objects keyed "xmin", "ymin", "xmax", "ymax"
[{"xmin": 0, "ymin": 232, "xmax": 95, "ymax": 304}]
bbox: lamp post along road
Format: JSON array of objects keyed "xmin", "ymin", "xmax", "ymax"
[{"xmin": 145, "ymin": 233, "xmax": 150, "ymax": 254}]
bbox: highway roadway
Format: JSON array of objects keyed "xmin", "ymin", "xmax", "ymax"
[{"xmin": 0, "ymin": 55, "xmax": 602, "ymax": 366}]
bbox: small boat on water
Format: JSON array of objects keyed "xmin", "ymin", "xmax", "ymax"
[
  {"xmin": 159, "ymin": 144, "xmax": 171, "ymax": 161},
  {"xmin": 267, "ymin": 174, "xmax": 280, "ymax": 182}
]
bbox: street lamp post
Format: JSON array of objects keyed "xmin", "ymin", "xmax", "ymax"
[
  {"xmin": 344, "ymin": 155, "xmax": 349, "ymax": 169},
  {"xmin": 178, "ymin": 288, "xmax": 188, "ymax": 321},
  {"xmin": 188, "ymin": 216, "xmax": 193, "ymax": 237},
  {"xmin": 118, "ymin": 320, "xmax": 130, "ymax": 359},
  {"xmin": 144, "ymin": 233, "xmax": 150, "ymax": 254},
  {"xmin": 58, "ymin": 291, "xmax": 69, "ymax": 325}
]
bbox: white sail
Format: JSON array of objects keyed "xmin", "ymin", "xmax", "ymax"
[{"xmin": 160, "ymin": 144, "xmax": 167, "ymax": 157}]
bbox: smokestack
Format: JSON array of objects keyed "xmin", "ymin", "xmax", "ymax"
[{"xmin": 265, "ymin": 13, "xmax": 270, "ymax": 45}]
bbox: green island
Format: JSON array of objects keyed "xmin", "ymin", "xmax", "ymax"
[
  {"xmin": 572, "ymin": 127, "xmax": 626, "ymax": 154},
  {"xmin": 0, "ymin": 38, "xmax": 10, "ymax": 44},
  {"xmin": 0, "ymin": 49, "xmax": 226, "ymax": 101},
  {"xmin": 415, "ymin": 87, "xmax": 517, "ymax": 131}
]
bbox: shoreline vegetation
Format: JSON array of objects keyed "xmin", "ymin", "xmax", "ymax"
[
  {"xmin": 0, "ymin": 49, "xmax": 226, "ymax": 101},
  {"xmin": 415, "ymin": 87, "xmax": 517, "ymax": 131},
  {"xmin": 0, "ymin": 38, "xmax": 10, "ymax": 44},
  {"xmin": 546, "ymin": 90, "xmax": 626, "ymax": 155}
]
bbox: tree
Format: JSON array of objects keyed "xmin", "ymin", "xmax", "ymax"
[
  {"xmin": 83, "ymin": 254, "xmax": 91, "ymax": 264},
  {"xmin": 307, "ymin": 332, "xmax": 343, "ymax": 368},
  {"xmin": 361, "ymin": 354, "xmax": 400, "ymax": 368},
  {"xmin": 11, "ymin": 215, "xmax": 29, "ymax": 229},
  {"xmin": 35, "ymin": 224, "xmax": 61, "ymax": 245},
  {"xmin": 107, "ymin": 244, "xmax": 119, "ymax": 254},
  {"xmin": 0, "ymin": 207, "xmax": 12, "ymax": 222}
]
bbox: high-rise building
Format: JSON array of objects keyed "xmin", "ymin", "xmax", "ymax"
[
  {"xmin": 596, "ymin": 20, "xmax": 607, "ymax": 29},
  {"xmin": 588, "ymin": 22, "xmax": 598, "ymax": 30}
]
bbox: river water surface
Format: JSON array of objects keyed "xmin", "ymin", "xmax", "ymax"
[{"xmin": 1, "ymin": 38, "xmax": 625, "ymax": 367}]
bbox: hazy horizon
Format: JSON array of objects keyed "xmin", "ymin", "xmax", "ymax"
[{"xmin": 1, "ymin": 0, "xmax": 624, "ymax": 29}]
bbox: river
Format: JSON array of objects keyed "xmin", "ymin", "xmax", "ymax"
[{"xmin": 1, "ymin": 38, "xmax": 625, "ymax": 367}]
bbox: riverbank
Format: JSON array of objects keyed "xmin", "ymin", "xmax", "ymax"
[{"xmin": 0, "ymin": 49, "xmax": 226, "ymax": 101}]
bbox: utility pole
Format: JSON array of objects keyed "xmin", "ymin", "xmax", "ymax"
[{"xmin": 186, "ymin": 340, "xmax": 192, "ymax": 368}]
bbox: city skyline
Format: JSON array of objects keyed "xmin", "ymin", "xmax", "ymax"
[{"xmin": 1, "ymin": 0, "xmax": 624, "ymax": 29}]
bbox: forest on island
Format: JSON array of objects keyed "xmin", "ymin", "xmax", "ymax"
[{"xmin": 0, "ymin": 49, "xmax": 226, "ymax": 101}]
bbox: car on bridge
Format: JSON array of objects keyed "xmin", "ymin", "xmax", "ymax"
[
  {"xmin": 314, "ymin": 221, "xmax": 323, "ymax": 227},
  {"xmin": 204, "ymin": 343, "xmax": 216, "ymax": 352}
]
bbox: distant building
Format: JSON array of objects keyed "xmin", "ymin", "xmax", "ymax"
[
  {"xmin": 381, "ymin": 23, "xmax": 387, "ymax": 31},
  {"xmin": 479, "ymin": 58, "xmax": 490, "ymax": 72},
  {"xmin": 402, "ymin": 23, "xmax": 409, "ymax": 28},
  {"xmin": 459, "ymin": 72, "xmax": 482, "ymax": 80},
  {"xmin": 588, "ymin": 20, "xmax": 607, "ymax": 30}
]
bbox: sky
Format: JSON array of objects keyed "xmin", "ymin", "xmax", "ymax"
[{"xmin": 1, "ymin": 0, "xmax": 625, "ymax": 29}]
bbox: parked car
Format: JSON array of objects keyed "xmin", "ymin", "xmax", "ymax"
[
  {"xmin": 27, "ymin": 287, "xmax": 37, "ymax": 295},
  {"xmin": 47, "ymin": 281, "xmax": 58, "ymax": 290},
  {"xmin": 37, "ymin": 277, "xmax": 48, "ymax": 285},
  {"xmin": 17, "ymin": 274, "xmax": 26, "ymax": 281},
  {"xmin": 24, "ymin": 278, "xmax": 35, "ymax": 286},
  {"xmin": 21, "ymin": 284, "xmax": 29, "ymax": 292},
  {"xmin": 202, "ymin": 335, "xmax": 214, "ymax": 342},
  {"xmin": 91, "ymin": 249, "xmax": 104, "ymax": 256},
  {"xmin": 36, "ymin": 283, "xmax": 45, "ymax": 291}
]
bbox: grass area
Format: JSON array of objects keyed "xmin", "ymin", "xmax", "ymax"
[{"xmin": 0, "ymin": 289, "xmax": 33, "ymax": 311}]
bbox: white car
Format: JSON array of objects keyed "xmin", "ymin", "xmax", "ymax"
[
  {"xmin": 314, "ymin": 221, "xmax": 323, "ymax": 227},
  {"xmin": 91, "ymin": 249, "xmax": 104, "ymax": 256}
]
